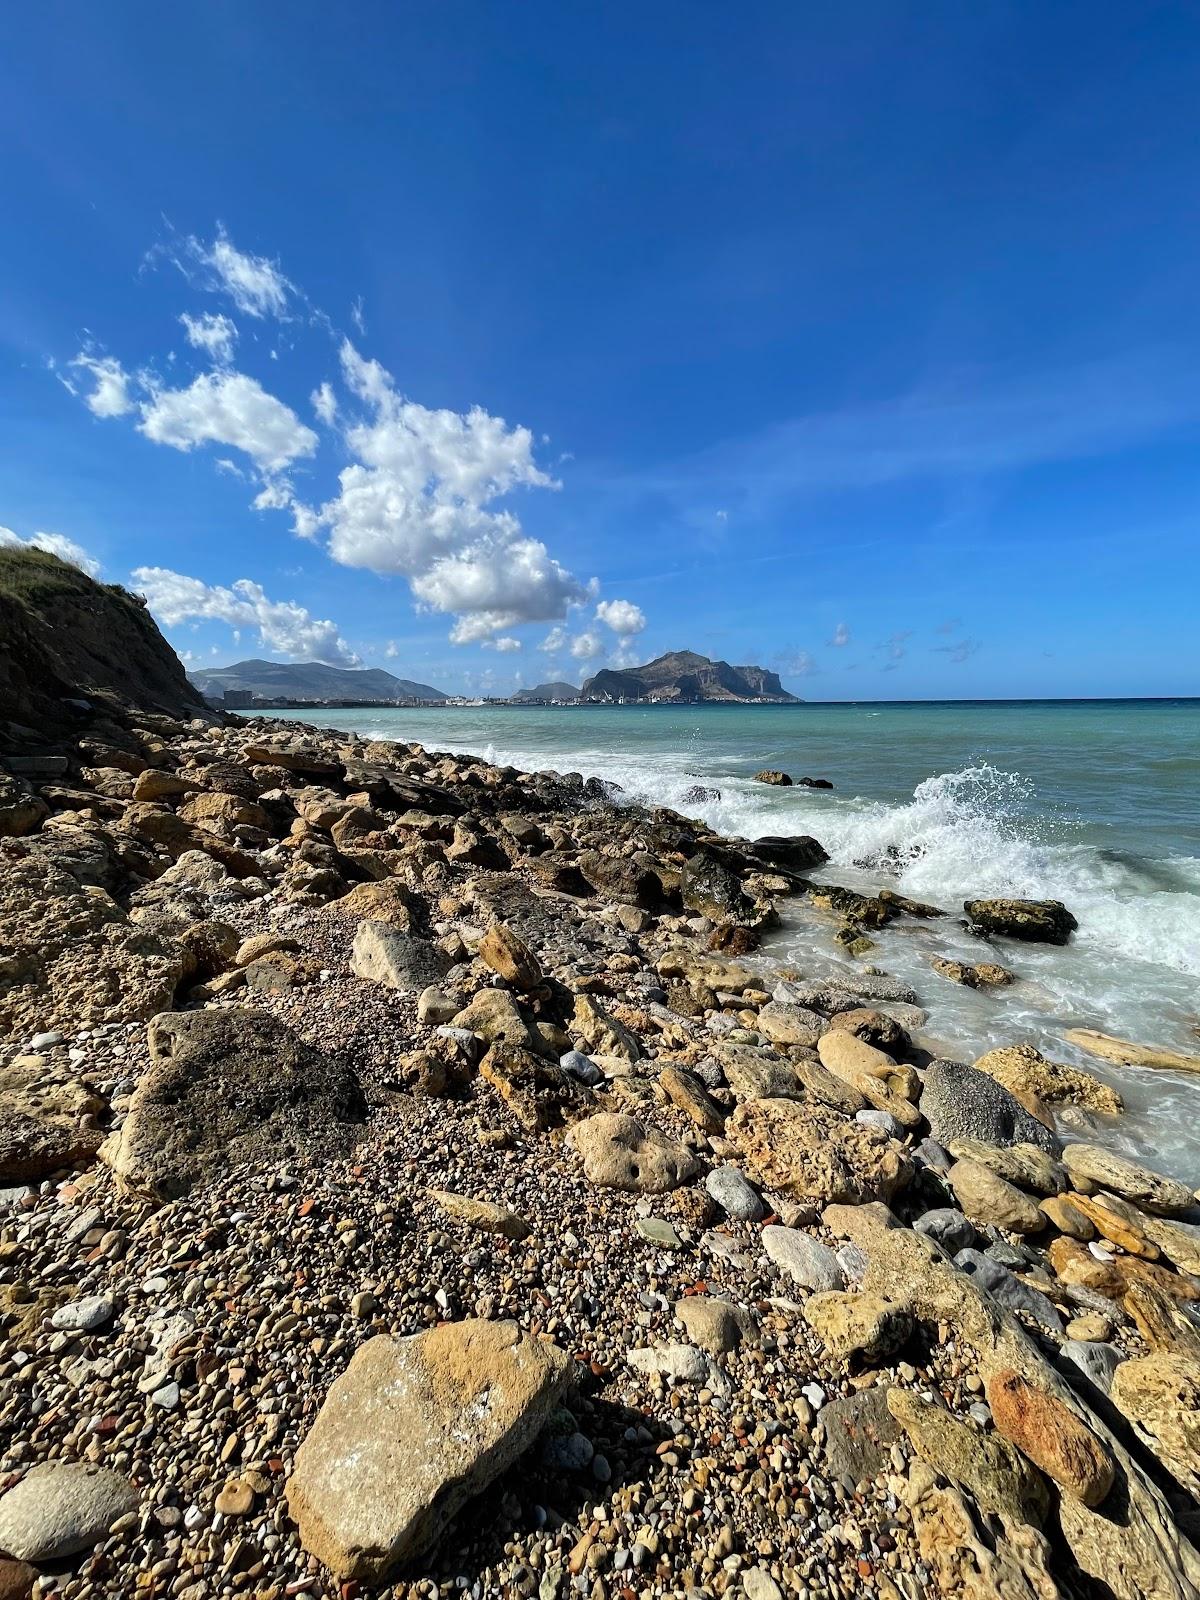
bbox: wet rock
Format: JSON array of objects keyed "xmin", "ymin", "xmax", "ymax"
[
  {"xmin": 101, "ymin": 1009, "xmax": 365, "ymax": 1200},
  {"xmin": 974, "ymin": 1042, "xmax": 1122, "ymax": 1116},
  {"xmin": 964, "ymin": 897, "xmax": 1078, "ymax": 945},
  {"xmin": 1063, "ymin": 1028, "xmax": 1200, "ymax": 1075},
  {"xmin": 568, "ymin": 1112, "xmax": 699, "ymax": 1192},
  {"xmin": 680, "ymin": 851, "xmax": 752, "ymax": 922},
  {"xmin": 752, "ymin": 769, "xmax": 792, "ymax": 786},
  {"xmin": 286, "ymin": 1320, "xmax": 570, "ymax": 1579},
  {"xmin": 986, "ymin": 1367, "xmax": 1115, "ymax": 1507},
  {"xmin": 751, "ymin": 834, "xmax": 829, "ymax": 869},
  {"xmin": 921, "ymin": 1058, "xmax": 1060, "ymax": 1155},
  {"xmin": 0, "ymin": 1462, "xmax": 138, "ymax": 1561}
]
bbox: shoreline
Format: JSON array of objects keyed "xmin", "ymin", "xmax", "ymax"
[{"xmin": 3, "ymin": 709, "xmax": 1200, "ymax": 1598}]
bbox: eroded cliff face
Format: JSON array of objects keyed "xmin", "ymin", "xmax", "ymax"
[{"xmin": 0, "ymin": 548, "xmax": 211, "ymax": 744}]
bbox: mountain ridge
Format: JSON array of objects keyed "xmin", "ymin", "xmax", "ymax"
[
  {"xmin": 189, "ymin": 658, "xmax": 448, "ymax": 703},
  {"xmin": 581, "ymin": 650, "xmax": 798, "ymax": 703}
]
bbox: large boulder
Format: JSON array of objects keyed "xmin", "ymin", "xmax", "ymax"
[
  {"xmin": 921, "ymin": 1059, "xmax": 1060, "ymax": 1155},
  {"xmin": 986, "ymin": 1368, "xmax": 1115, "ymax": 1507},
  {"xmin": 680, "ymin": 852, "xmax": 752, "ymax": 922},
  {"xmin": 568, "ymin": 1112, "xmax": 699, "ymax": 1192},
  {"xmin": 728, "ymin": 1098, "xmax": 911, "ymax": 1211},
  {"xmin": 0, "ymin": 1056, "xmax": 105, "ymax": 1183},
  {"xmin": 0, "ymin": 846, "xmax": 184, "ymax": 1036},
  {"xmin": 751, "ymin": 834, "xmax": 829, "ymax": 870},
  {"xmin": 963, "ymin": 898, "xmax": 1077, "ymax": 945},
  {"xmin": 334, "ymin": 879, "xmax": 424, "ymax": 930},
  {"xmin": 286, "ymin": 1321, "xmax": 570, "ymax": 1580},
  {"xmin": 101, "ymin": 1010, "xmax": 365, "ymax": 1200}
]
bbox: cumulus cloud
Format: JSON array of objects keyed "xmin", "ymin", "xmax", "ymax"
[
  {"xmin": 595, "ymin": 598, "xmax": 646, "ymax": 637},
  {"xmin": 131, "ymin": 565, "xmax": 357, "ymax": 665},
  {"xmin": 570, "ymin": 630, "xmax": 605, "ymax": 661},
  {"xmin": 539, "ymin": 626, "xmax": 567, "ymax": 653},
  {"xmin": 180, "ymin": 311, "xmax": 238, "ymax": 364},
  {"xmin": 488, "ymin": 636, "xmax": 522, "ymax": 652},
  {"xmin": 0, "ymin": 526, "xmax": 102, "ymax": 577},
  {"xmin": 831, "ymin": 621, "xmax": 850, "ymax": 647},
  {"xmin": 70, "ymin": 354, "xmax": 135, "ymax": 418},
  {"xmin": 138, "ymin": 371, "xmax": 318, "ymax": 474},
  {"xmin": 311, "ymin": 339, "xmax": 587, "ymax": 641}
]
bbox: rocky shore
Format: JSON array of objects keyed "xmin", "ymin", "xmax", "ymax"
[{"xmin": 3, "ymin": 705, "xmax": 1200, "ymax": 1600}]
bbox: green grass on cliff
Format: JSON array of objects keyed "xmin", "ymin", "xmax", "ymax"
[{"xmin": 0, "ymin": 546, "xmax": 137, "ymax": 611}]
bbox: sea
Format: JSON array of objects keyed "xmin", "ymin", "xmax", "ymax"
[{"xmin": 267, "ymin": 699, "xmax": 1200, "ymax": 1185}]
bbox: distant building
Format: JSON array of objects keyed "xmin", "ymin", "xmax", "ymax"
[{"xmin": 222, "ymin": 688, "xmax": 255, "ymax": 708}]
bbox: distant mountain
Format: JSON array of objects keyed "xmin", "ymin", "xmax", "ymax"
[
  {"xmin": 581, "ymin": 651, "xmax": 798, "ymax": 704},
  {"xmin": 189, "ymin": 658, "xmax": 448, "ymax": 703},
  {"xmin": 511, "ymin": 681, "xmax": 581, "ymax": 702}
]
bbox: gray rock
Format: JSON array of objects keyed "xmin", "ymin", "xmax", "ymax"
[
  {"xmin": 818, "ymin": 1386, "xmax": 902, "ymax": 1487},
  {"xmin": 762, "ymin": 1225, "xmax": 845, "ymax": 1291},
  {"xmin": 913, "ymin": 1207, "xmax": 978, "ymax": 1254},
  {"xmin": 559, "ymin": 1050, "xmax": 603, "ymax": 1086},
  {"xmin": 1057, "ymin": 1340, "xmax": 1124, "ymax": 1396},
  {"xmin": 914, "ymin": 1137, "xmax": 954, "ymax": 1173},
  {"xmin": 856, "ymin": 1107, "xmax": 906, "ymax": 1139},
  {"xmin": 705, "ymin": 1166, "xmax": 765, "ymax": 1222},
  {"xmin": 350, "ymin": 921, "xmax": 451, "ymax": 993},
  {"xmin": 0, "ymin": 1463, "xmax": 139, "ymax": 1561},
  {"xmin": 50, "ymin": 1295, "xmax": 115, "ymax": 1333},
  {"xmin": 539, "ymin": 1430, "xmax": 595, "ymax": 1471},
  {"xmin": 953, "ymin": 1247, "xmax": 1063, "ymax": 1333},
  {"xmin": 921, "ymin": 1058, "xmax": 1061, "ymax": 1155}
]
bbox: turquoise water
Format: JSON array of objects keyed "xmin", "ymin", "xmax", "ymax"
[{"xmin": 267, "ymin": 699, "xmax": 1200, "ymax": 1182}]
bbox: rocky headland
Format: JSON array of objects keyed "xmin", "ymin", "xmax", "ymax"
[{"xmin": 3, "ymin": 554, "xmax": 1200, "ymax": 1600}]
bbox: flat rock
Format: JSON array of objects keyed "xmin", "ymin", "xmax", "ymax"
[
  {"xmin": 947, "ymin": 1158, "xmax": 1046, "ymax": 1235},
  {"xmin": 1061, "ymin": 1144, "xmax": 1193, "ymax": 1217},
  {"xmin": 963, "ymin": 897, "xmax": 1077, "ymax": 945},
  {"xmin": 1064, "ymin": 1029, "xmax": 1200, "ymax": 1075},
  {"xmin": 674, "ymin": 1295, "xmax": 758, "ymax": 1354},
  {"xmin": 887, "ymin": 1388, "xmax": 1049, "ymax": 1527},
  {"xmin": 286, "ymin": 1320, "xmax": 570, "ymax": 1580},
  {"xmin": 427, "ymin": 1189, "xmax": 531, "ymax": 1240},
  {"xmin": 625, "ymin": 1342, "xmax": 710, "ymax": 1382},
  {"xmin": 803, "ymin": 1292, "xmax": 912, "ymax": 1364},
  {"xmin": 101, "ymin": 1009, "xmax": 365, "ymax": 1201},
  {"xmin": 817, "ymin": 1386, "xmax": 902, "ymax": 1487},
  {"xmin": 952, "ymin": 1249, "xmax": 1063, "ymax": 1333},
  {"xmin": 973, "ymin": 1043, "xmax": 1122, "ymax": 1116},
  {"xmin": 350, "ymin": 921, "xmax": 450, "ymax": 993},
  {"xmin": 0, "ymin": 1462, "xmax": 138, "ymax": 1562},
  {"xmin": 1110, "ymin": 1352, "xmax": 1200, "ymax": 1498},
  {"xmin": 705, "ymin": 1166, "xmax": 764, "ymax": 1222},
  {"xmin": 762, "ymin": 1226, "xmax": 845, "ymax": 1291}
]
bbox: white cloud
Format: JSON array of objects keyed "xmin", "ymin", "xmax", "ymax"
[
  {"xmin": 179, "ymin": 311, "xmax": 238, "ymax": 364},
  {"xmin": 138, "ymin": 371, "xmax": 318, "ymax": 474},
  {"xmin": 308, "ymin": 340, "xmax": 588, "ymax": 642},
  {"xmin": 70, "ymin": 354, "xmax": 134, "ymax": 418},
  {"xmin": 488, "ymin": 636, "xmax": 522, "ymax": 652},
  {"xmin": 780, "ymin": 649, "xmax": 819, "ymax": 677},
  {"xmin": 311, "ymin": 381, "xmax": 338, "ymax": 427},
  {"xmin": 539, "ymin": 626, "xmax": 566, "ymax": 653},
  {"xmin": 131, "ymin": 565, "xmax": 357, "ymax": 665},
  {"xmin": 570, "ymin": 629, "xmax": 605, "ymax": 661},
  {"xmin": 384, "ymin": 641, "xmax": 399, "ymax": 659},
  {"xmin": 831, "ymin": 621, "xmax": 850, "ymax": 647},
  {"xmin": 595, "ymin": 598, "xmax": 646, "ymax": 637},
  {"xmin": 0, "ymin": 526, "xmax": 102, "ymax": 578},
  {"xmin": 350, "ymin": 296, "xmax": 366, "ymax": 334},
  {"xmin": 189, "ymin": 226, "xmax": 292, "ymax": 318}
]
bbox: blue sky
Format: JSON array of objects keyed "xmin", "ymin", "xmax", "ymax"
[{"xmin": 3, "ymin": 2, "xmax": 1199, "ymax": 698}]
